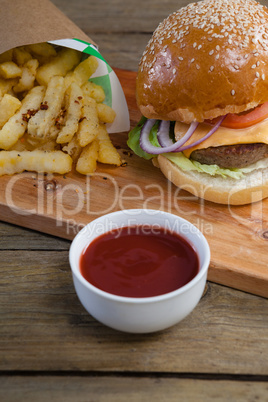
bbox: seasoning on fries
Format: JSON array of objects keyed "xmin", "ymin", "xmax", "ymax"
[{"xmin": 0, "ymin": 42, "xmax": 121, "ymax": 176}]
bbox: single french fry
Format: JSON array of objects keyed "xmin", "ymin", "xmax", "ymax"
[
  {"xmin": 0, "ymin": 85, "xmax": 45, "ymax": 150},
  {"xmin": 76, "ymin": 139, "xmax": 99, "ymax": 175},
  {"xmin": 82, "ymin": 81, "xmax": 105, "ymax": 103},
  {"xmin": 13, "ymin": 59, "xmax": 39, "ymax": 93},
  {"xmin": 0, "ymin": 61, "xmax": 22, "ymax": 79},
  {"xmin": 97, "ymin": 124, "xmax": 121, "ymax": 166},
  {"xmin": 36, "ymin": 48, "xmax": 81, "ymax": 86},
  {"xmin": 63, "ymin": 56, "xmax": 99, "ymax": 91},
  {"xmin": 96, "ymin": 103, "xmax": 116, "ymax": 124},
  {"xmin": 72, "ymin": 56, "xmax": 98, "ymax": 86},
  {"xmin": 0, "ymin": 94, "xmax": 21, "ymax": 128},
  {"xmin": 56, "ymin": 82, "xmax": 83, "ymax": 144},
  {"xmin": 77, "ymin": 94, "xmax": 99, "ymax": 147},
  {"xmin": 28, "ymin": 75, "xmax": 65, "ymax": 138},
  {"xmin": 0, "ymin": 150, "xmax": 72, "ymax": 176}
]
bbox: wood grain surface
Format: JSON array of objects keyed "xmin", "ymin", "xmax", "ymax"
[
  {"xmin": 1, "ymin": 376, "xmax": 268, "ymax": 402},
  {"xmin": 1, "ymin": 1, "xmax": 268, "ymax": 401},
  {"xmin": 0, "ymin": 68, "xmax": 267, "ymax": 297}
]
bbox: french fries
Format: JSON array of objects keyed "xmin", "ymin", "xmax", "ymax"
[
  {"xmin": 76, "ymin": 140, "xmax": 99, "ymax": 175},
  {"xmin": 0, "ymin": 86, "xmax": 45, "ymax": 150},
  {"xmin": 13, "ymin": 47, "xmax": 32, "ymax": 66},
  {"xmin": 13, "ymin": 59, "xmax": 39, "ymax": 93},
  {"xmin": 56, "ymin": 82, "xmax": 83, "ymax": 144},
  {"xmin": 0, "ymin": 78, "xmax": 18, "ymax": 97},
  {"xmin": 77, "ymin": 94, "xmax": 99, "ymax": 147},
  {"xmin": 97, "ymin": 103, "xmax": 116, "ymax": 124},
  {"xmin": 35, "ymin": 48, "xmax": 81, "ymax": 86},
  {"xmin": 82, "ymin": 81, "xmax": 105, "ymax": 103},
  {"xmin": 64, "ymin": 56, "xmax": 99, "ymax": 89},
  {"xmin": 0, "ymin": 42, "xmax": 121, "ymax": 176},
  {"xmin": 0, "ymin": 150, "xmax": 72, "ymax": 175},
  {"xmin": 28, "ymin": 75, "xmax": 65, "ymax": 139},
  {"xmin": 97, "ymin": 124, "xmax": 121, "ymax": 166},
  {"xmin": 0, "ymin": 61, "xmax": 22, "ymax": 79},
  {"xmin": 0, "ymin": 94, "xmax": 21, "ymax": 128}
]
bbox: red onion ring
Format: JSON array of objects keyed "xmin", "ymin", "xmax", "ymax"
[
  {"xmin": 140, "ymin": 119, "xmax": 199, "ymax": 154},
  {"xmin": 176, "ymin": 115, "xmax": 226, "ymax": 152},
  {"xmin": 157, "ymin": 120, "xmax": 172, "ymax": 147}
]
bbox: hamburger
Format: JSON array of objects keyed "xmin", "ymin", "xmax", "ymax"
[{"xmin": 127, "ymin": 0, "xmax": 268, "ymax": 205}]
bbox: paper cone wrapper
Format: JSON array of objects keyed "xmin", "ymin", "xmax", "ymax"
[{"xmin": 0, "ymin": 0, "xmax": 130, "ymax": 133}]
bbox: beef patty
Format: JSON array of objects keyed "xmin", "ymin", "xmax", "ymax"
[{"xmin": 190, "ymin": 143, "xmax": 268, "ymax": 169}]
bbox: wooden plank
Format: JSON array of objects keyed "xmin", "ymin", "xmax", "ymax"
[
  {"xmin": 0, "ymin": 250, "xmax": 267, "ymax": 373},
  {"xmin": 0, "ymin": 221, "xmax": 69, "ymax": 250},
  {"xmin": 1, "ymin": 376, "xmax": 268, "ymax": 402},
  {"xmin": 51, "ymin": 0, "xmax": 268, "ymax": 35},
  {"xmin": 0, "ymin": 69, "xmax": 267, "ymax": 297}
]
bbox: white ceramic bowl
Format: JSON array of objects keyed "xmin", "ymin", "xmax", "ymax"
[{"xmin": 69, "ymin": 209, "xmax": 210, "ymax": 333}]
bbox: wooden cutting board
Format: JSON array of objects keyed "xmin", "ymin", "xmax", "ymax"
[{"xmin": 0, "ymin": 68, "xmax": 267, "ymax": 297}]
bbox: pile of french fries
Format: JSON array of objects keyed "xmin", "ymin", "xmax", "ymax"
[{"xmin": 0, "ymin": 42, "xmax": 122, "ymax": 176}]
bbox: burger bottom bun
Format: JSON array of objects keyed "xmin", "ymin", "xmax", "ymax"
[{"xmin": 157, "ymin": 155, "xmax": 268, "ymax": 205}]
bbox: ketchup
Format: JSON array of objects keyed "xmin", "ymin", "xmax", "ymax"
[{"xmin": 80, "ymin": 225, "xmax": 199, "ymax": 298}]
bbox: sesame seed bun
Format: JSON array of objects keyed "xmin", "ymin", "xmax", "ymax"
[{"xmin": 136, "ymin": 0, "xmax": 268, "ymax": 123}]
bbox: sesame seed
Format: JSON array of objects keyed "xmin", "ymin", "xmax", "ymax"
[
  {"xmin": 255, "ymin": 72, "xmax": 260, "ymax": 78},
  {"xmin": 231, "ymin": 89, "xmax": 235, "ymax": 96}
]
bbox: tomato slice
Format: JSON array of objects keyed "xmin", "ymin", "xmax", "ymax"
[
  {"xmin": 221, "ymin": 102, "xmax": 268, "ymax": 129},
  {"xmin": 206, "ymin": 102, "xmax": 268, "ymax": 129}
]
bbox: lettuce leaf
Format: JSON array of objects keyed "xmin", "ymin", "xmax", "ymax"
[
  {"xmin": 163, "ymin": 152, "xmax": 244, "ymax": 179},
  {"xmin": 127, "ymin": 116, "xmax": 160, "ymax": 160}
]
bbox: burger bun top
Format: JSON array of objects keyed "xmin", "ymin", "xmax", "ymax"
[{"xmin": 136, "ymin": 0, "xmax": 268, "ymax": 123}]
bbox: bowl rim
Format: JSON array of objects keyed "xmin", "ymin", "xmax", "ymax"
[{"xmin": 69, "ymin": 209, "xmax": 210, "ymax": 304}]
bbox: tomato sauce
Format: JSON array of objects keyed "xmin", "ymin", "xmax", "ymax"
[{"xmin": 80, "ymin": 225, "xmax": 199, "ymax": 298}]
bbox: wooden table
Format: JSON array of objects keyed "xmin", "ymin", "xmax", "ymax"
[{"xmin": 1, "ymin": 0, "xmax": 268, "ymax": 400}]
